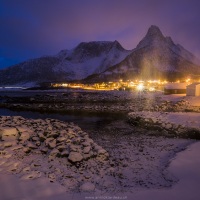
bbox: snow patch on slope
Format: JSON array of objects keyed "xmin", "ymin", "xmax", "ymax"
[{"xmin": 54, "ymin": 42, "xmax": 132, "ymax": 80}]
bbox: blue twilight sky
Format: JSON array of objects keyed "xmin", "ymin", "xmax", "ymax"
[{"xmin": 0, "ymin": 0, "xmax": 200, "ymax": 69}]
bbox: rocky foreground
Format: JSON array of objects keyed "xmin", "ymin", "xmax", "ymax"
[
  {"xmin": 0, "ymin": 116, "xmax": 116, "ymax": 193},
  {"xmin": 0, "ymin": 91, "xmax": 200, "ymax": 194},
  {"xmin": 0, "ymin": 116, "xmax": 194, "ymax": 194}
]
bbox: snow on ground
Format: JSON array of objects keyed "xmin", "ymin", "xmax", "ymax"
[
  {"xmin": 0, "ymin": 115, "xmax": 197, "ymax": 200},
  {"xmin": 126, "ymin": 141, "xmax": 200, "ymax": 200},
  {"xmin": 158, "ymin": 94, "xmax": 186, "ymax": 102},
  {"xmin": 184, "ymin": 96, "xmax": 200, "ymax": 106},
  {"xmin": 129, "ymin": 111, "xmax": 200, "ymax": 130},
  {"xmin": 161, "ymin": 112, "xmax": 200, "ymax": 129},
  {"xmin": 0, "ymin": 90, "xmax": 200, "ymax": 199},
  {"xmin": 156, "ymin": 93, "xmax": 200, "ymax": 106},
  {"xmin": 0, "ymin": 116, "xmax": 111, "ymax": 195},
  {"xmin": 0, "ymin": 141, "xmax": 200, "ymax": 200}
]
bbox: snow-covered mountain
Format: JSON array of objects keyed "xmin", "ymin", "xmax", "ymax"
[
  {"xmin": 55, "ymin": 41, "xmax": 132, "ymax": 80},
  {"xmin": 0, "ymin": 41, "xmax": 131, "ymax": 86},
  {"xmin": 89, "ymin": 25, "xmax": 200, "ymax": 82},
  {"xmin": 0, "ymin": 25, "xmax": 200, "ymax": 86}
]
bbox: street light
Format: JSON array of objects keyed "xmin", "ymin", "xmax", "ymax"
[{"xmin": 137, "ymin": 83, "xmax": 144, "ymax": 91}]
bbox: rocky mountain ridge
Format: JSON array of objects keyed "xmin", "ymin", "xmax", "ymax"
[
  {"xmin": 0, "ymin": 41, "xmax": 131, "ymax": 86},
  {"xmin": 0, "ymin": 25, "xmax": 200, "ymax": 86},
  {"xmin": 87, "ymin": 25, "xmax": 200, "ymax": 82}
]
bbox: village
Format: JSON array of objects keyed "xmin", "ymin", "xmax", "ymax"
[{"xmin": 51, "ymin": 78, "xmax": 200, "ymax": 96}]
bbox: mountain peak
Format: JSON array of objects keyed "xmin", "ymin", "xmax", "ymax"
[
  {"xmin": 72, "ymin": 40, "xmax": 126, "ymax": 58},
  {"xmin": 146, "ymin": 25, "xmax": 163, "ymax": 37},
  {"xmin": 75, "ymin": 40, "xmax": 122, "ymax": 49},
  {"xmin": 112, "ymin": 40, "xmax": 125, "ymax": 51},
  {"xmin": 136, "ymin": 25, "xmax": 166, "ymax": 49}
]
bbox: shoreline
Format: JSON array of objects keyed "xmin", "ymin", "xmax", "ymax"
[
  {"xmin": 128, "ymin": 111, "xmax": 200, "ymax": 139},
  {"xmin": 1, "ymin": 90, "xmax": 200, "ymax": 114}
]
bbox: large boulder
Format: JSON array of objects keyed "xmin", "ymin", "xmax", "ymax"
[
  {"xmin": 48, "ymin": 139, "xmax": 56, "ymax": 149},
  {"xmin": 0, "ymin": 127, "xmax": 19, "ymax": 141},
  {"xmin": 80, "ymin": 182, "xmax": 95, "ymax": 192},
  {"xmin": 19, "ymin": 132, "xmax": 30, "ymax": 142},
  {"xmin": 68, "ymin": 152, "xmax": 83, "ymax": 162}
]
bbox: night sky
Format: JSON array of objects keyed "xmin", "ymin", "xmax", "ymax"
[{"xmin": 0, "ymin": 0, "xmax": 200, "ymax": 69}]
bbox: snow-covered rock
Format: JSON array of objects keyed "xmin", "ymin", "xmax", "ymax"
[
  {"xmin": 0, "ymin": 127, "xmax": 19, "ymax": 141},
  {"xmin": 0, "ymin": 116, "xmax": 113, "ymax": 193},
  {"xmin": 80, "ymin": 182, "xmax": 95, "ymax": 192},
  {"xmin": 68, "ymin": 152, "xmax": 83, "ymax": 163},
  {"xmin": 21, "ymin": 171, "xmax": 42, "ymax": 180},
  {"xmin": 128, "ymin": 111, "xmax": 200, "ymax": 138},
  {"xmin": 19, "ymin": 132, "xmax": 30, "ymax": 141}
]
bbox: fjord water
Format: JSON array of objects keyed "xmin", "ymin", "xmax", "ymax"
[{"xmin": 0, "ymin": 108, "xmax": 122, "ymax": 132}]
